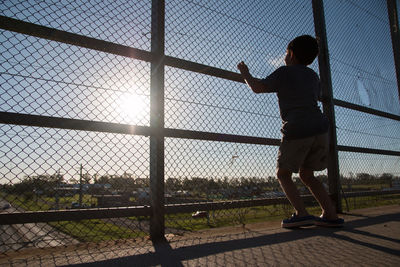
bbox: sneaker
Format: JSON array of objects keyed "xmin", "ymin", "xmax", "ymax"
[
  {"xmin": 315, "ymin": 216, "xmax": 344, "ymax": 227},
  {"xmin": 281, "ymin": 213, "xmax": 315, "ymax": 228}
]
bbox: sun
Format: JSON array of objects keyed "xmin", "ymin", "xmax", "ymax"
[{"xmin": 117, "ymin": 92, "xmax": 148, "ymax": 124}]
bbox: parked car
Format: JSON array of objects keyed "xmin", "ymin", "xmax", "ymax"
[
  {"xmin": 1, "ymin": 202, "xmax": 11, "ymax": 210},
  {"xmin": 192, "ymin": 210, "xmax": 208, "ymax": 218},
  {"xmin": 71, "ymin": 202, "xmax": 80, "ymax": 209},
  {"xmin": 70, "ymin": 202, "xmax": 89, "ymax": 209}
]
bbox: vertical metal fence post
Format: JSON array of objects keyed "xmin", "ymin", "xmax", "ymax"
[
  {"xmin": 387, "ymin": 0, "xmax": 400, "ymax": 103},
  {"xmin": 312, "ymin": 0, "xmax": 342, "ymax": 213},
  {"xmin": 150, "ymin": 0, "xmax": 165, "ymax": 241}
]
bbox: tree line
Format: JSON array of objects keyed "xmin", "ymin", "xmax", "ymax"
[{"xmin": 1, "ymin": 171, "xmax": 398, "ymax": 198}]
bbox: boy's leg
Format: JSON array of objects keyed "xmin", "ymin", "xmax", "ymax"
[
  {"xmin": 277, "ymin": 168, "xmax": 308, "ymax": 217},
  {"xmin": 299, "ymin": 168, "xmax": 337, "ymax": 220}
]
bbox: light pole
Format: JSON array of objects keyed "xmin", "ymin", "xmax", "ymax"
[{"xmin": 79, "ymin": 164, "xmax": 83, "ymax": 208}]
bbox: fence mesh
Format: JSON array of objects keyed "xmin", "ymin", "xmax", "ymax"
[
  {"xmin": 0, "ymin": 0, "xmax": 399, "ymax": 257},
  {"xmin": 324, "ymin": 0, "xmax": 400, "ymax": 114},
  {"xmin": 165, "ymin": 0, "xmax": 316, "ymax": 73},
  {"xmin": 398, "ymin": 0, "xmax": 400, "ymax": 25},
  {"xmin": 2, "ymin": 0, "xmax": 151, "ymax": 50},
  {"xmin": 323, "ymin": 0, "xmax": 400, "ymax": 202},
  {"xmin": 0, "ymin": 31, "xmax": 150, "ymax": 125},
  {"xmin": 165, "ymin": 67, "xmax": 281, "ymax": 137},
  {"xmin": 1, "ymin": 0, "xmax": 152, "ymax": 252},
  {"xmin": 335, "ymin": 106, "xmax": 400, "ymax": 151},
  {"xmin": 339, "ymin": 150, "xmax": 400, "ymax": 211},
  {"xmin": 163, "ymin": 0, "xmax": 322, "ymax": 232}
]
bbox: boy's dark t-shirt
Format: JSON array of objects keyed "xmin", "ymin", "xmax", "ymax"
[{"xmin": 260, "ymin": 65, "xmax": 329, "ymax": 140}]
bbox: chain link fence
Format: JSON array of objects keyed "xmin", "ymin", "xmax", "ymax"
[
  {"xmin": 0, "ymin": 0, "xmax": 399, "ymax": 258},
  {"xmin": 164, "ymin": 0, "xmax": 324, "ymax": 237},
  {"xmin": 1, "ymin": 0, "xmax": 153, "ymax": 254},
  {"xmin": 323, "ymin": 0, "xmax": 400, "ymax": 210}
]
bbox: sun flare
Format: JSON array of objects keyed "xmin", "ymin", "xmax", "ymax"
[{"xmin": 117, "ymin": 92, "xmax": 148, "ymax": 124}]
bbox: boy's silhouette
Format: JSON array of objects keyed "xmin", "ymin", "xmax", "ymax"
[{"xmin": 238, "ymin": 35, "xmax": 343, "ymax": 228}]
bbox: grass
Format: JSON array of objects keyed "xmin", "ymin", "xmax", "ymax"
[
  {"xmin": 2, "ymin": 193, "xmax": 147, "ymax": 242},
  {"xmin": 2, "ymin": 193, "xmax": 50, "ymax": 211},
  {"xmin": 165, "ymin": 203, "xmax": 321, "ymax": 231},
  {"xmin": 49, "ymin": 220, "xmax": 147, "ymax": 242},
  {"xmin": 342, "ymin": 194, "xmax": 400, "ymax": 211},
  {"xmin": 2, "ymin": 191, "xmax": 400, "ymax": 242},
  {"xmin": 43, "ymin": 194, "xmax": 94, "ymax": 209},
  {"xmin": 1, "ymin": 192, "xmax": 94, "ymax": 210},
  {"xmin": 165, "ymin": 194, "xmax": 400, "ymax": 232}
]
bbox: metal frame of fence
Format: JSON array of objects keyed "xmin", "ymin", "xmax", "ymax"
[{"xmin": 0, "ymin": 0, "xmax": 399, "ymax": 242}]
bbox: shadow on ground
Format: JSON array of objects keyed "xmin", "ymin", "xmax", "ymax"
[
  {"xmin": 64, "ymin": 207, "xmax": 400, "ymax": 267},
  {"xmin": 1, "ymin": 206, "xmax": 399, "ymax": 266}
]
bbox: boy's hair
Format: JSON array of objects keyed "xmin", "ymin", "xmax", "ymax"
[{"xmin": 287, "ymin": 35, "xmax": 319, "ymax": 65}]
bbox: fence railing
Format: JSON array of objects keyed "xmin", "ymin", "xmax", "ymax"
[{"xmin": 0, "ymin": 0, "xmax": 399, "ymax": 248}]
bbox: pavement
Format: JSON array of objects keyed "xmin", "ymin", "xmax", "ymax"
[
  {"xmin": 0, "ymin": 205, "xmax": 399, "ymax": 266},
  {"xmin": 0, "ymin": 200, "xmax": 79, "ymax": 252}
]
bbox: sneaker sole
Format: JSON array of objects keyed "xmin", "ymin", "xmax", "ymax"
[{"xmin": 281, "ymin": 219, "xmax": 315, "ymax": 228}]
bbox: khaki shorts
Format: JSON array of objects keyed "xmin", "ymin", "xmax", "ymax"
[{"xmin": 277, "ymin": 132, "xmax": 329, "ymax": 173}]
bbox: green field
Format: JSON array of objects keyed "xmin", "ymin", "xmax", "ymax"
[
  {"xmin": 2, "ymin": 191, "xmax": 400, "ymax": 242},
  {"xmin": 1, "ymin": 193, "xmax": 147, "ymax": 242}
]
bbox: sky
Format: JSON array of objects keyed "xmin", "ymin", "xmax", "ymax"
[{"xmin": 0, "ymin": 0, "xmax": 399, "ymax": 184}]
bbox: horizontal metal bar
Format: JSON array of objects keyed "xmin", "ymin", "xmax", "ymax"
[
  {"xmin": 0, "ymin": 112, "xmax": 151, "ymax": 136},
  {"xmin": 1, "ymin": 190, "xmax": 399, "ymax": 225},
  {"xmin": 0, "ymin": 16, "xmax": 244, "ymax": 85},
  {"xmin": 2, "ymin": 16, "xmax": 400, "ymax": 123},
  {"xmin": 338, "ymin": 145, "xmax": 400, "ymax": 156},
  {"xmin": 3, "ymin": 112, "xmax": 400, "ymax": 155},
  {"xmin": 164, "ymin": 197, "xmax": 293, "ymax": 214},
  {"xmin": 164, "ymin": 56, "xmax": 244, "ymax": 83},
  {"xmin": 0, "ymin": 196, "xmax": 296, "ymax": 225},
  {"xmin": 0, "ymin": 16, "xmax": 153, "ymax": 62},
  {"xmin": 0, "ymin": 206, "xmax": 151, "ymax": 225},
  {"xmin": 0, "ymin": 112, "xmax": 281, "ymax": 146},
  {"xmin": 165, "ymin": 191, "xmax": 400, "ymax": 214},
  {"xmin": 333, "ymin": 99, "xmax": 400, "ymax": 121},
  {"xmin": 164, "ymin": 128, "xmax": 281, "ymax": 146},
  {"xmin": 2, "ymin": 17, "xmax": 399, "ymax": 124},
  {"xmin": 343, "ymin": 189, "xmax": 400, "ymax": 198}
]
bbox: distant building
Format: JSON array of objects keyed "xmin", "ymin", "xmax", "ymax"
[
  {"xmin": 392, "ymin": 179, "xmax": 400, "ymax": 189},
  {"xmin": 55, "ymin": 183, "xmax": 111, "ymax": 196},
  {"xmin": 93, "ymin": 195, "xmax": 131, "ymax": 208}
]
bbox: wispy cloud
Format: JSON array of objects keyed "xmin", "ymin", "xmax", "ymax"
[{"xmin": 267, "ymin": 54, "xmax": 285, "ymax": 68}]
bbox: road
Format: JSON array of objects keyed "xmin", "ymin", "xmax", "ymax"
[{"xmin": 0, "ymin": 199, "xmax": 79, "ymax": 252}]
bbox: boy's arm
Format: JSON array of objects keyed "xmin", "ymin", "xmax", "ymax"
[{"xmin": 237, "ymin": 61, "xmax": 270, "ymax": 94}]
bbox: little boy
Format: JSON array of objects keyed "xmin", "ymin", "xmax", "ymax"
[{"xmin": 237, "ymin": 35, "xmax": 343, "ymax": 228}]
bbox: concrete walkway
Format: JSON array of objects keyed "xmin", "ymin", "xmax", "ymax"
[{"xmin": 1, "ymin": 205, "xmax": 399, "ymax": 266}]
